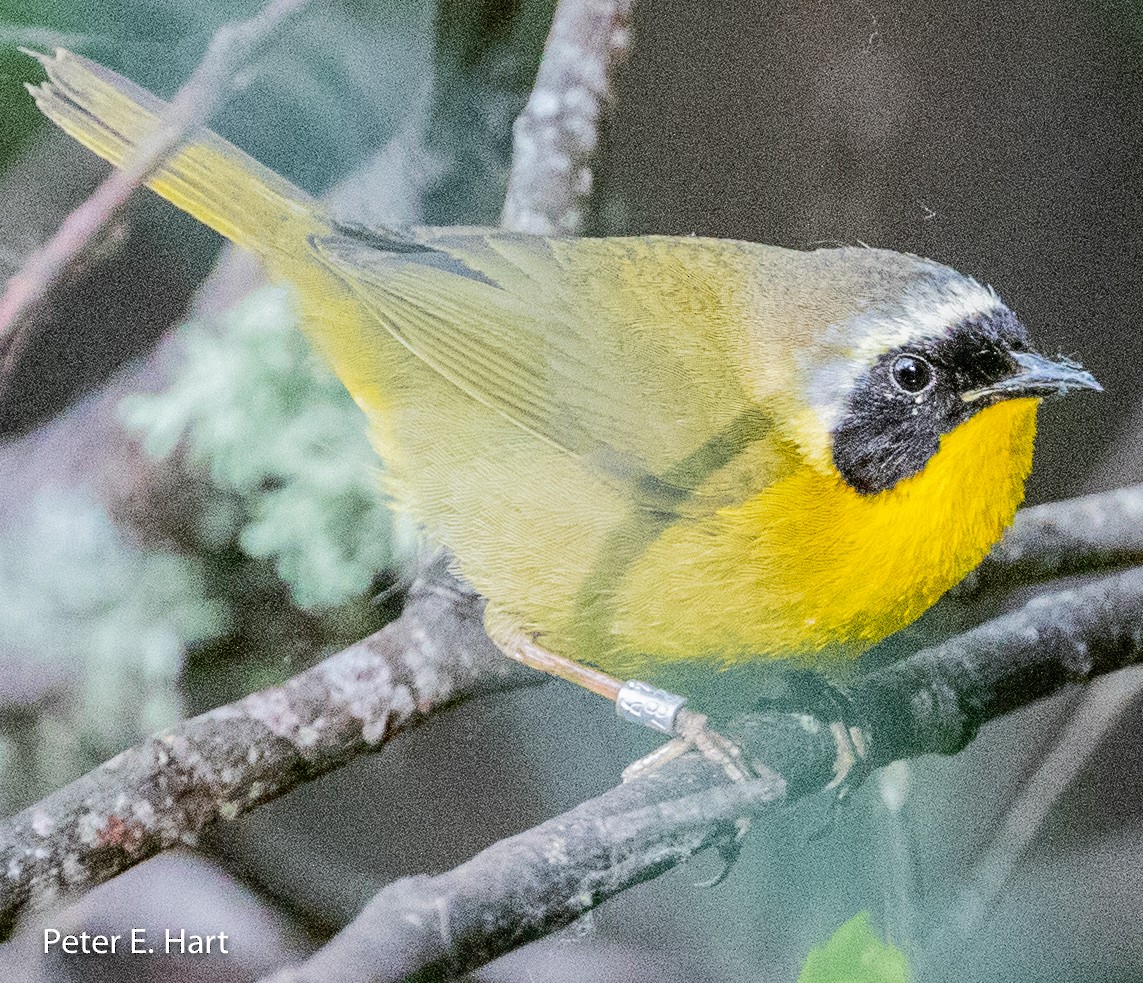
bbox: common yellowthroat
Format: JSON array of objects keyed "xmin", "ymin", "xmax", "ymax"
[{"xmin": 29, "ymin": 51, "xmax": 1100, "ymax": 723}]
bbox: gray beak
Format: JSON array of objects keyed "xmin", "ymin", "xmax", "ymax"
[{"xmin": 962, "ymin": 351, "xmax": 1103, "ymax": 403}]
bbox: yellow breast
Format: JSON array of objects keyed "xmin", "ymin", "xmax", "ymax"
[{"xmin": 604, "ymin": 398, "xmax": 1039, "ymax": 676}]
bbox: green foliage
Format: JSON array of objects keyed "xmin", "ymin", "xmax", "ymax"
[
  {"xmin": 796, "ymin": 912, "xmax": 909, "ymax": 983},
  {"xmin": 120, "ymin": 286, "xmax": 412, "ymax": 612}
]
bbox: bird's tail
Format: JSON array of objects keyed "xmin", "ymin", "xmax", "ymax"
[{"xmin": 27, "ymin": 48, "xmax": 327, "ymax": 258}]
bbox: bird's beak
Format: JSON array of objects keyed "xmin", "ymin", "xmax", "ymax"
[{"xmin": 962, "ymin": 351, "xmax": 1103, "ymax": 402}]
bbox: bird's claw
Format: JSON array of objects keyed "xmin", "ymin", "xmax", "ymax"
[
  {"xmin": 621, "ymin": 707, "xmax": 755, "ymax": 785},
  {"xmin": 826, "ymin": 720, "xmax": 871, "ymax": 800}
]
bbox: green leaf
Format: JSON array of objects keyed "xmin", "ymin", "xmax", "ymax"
[{"xmin": 796, "ymin": 912, "xmax": 909, "ymax": 983}]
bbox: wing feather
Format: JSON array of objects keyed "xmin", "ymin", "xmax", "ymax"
[{"xmin": 312, "ymin": 227, "xmax": 785, "ymax": 511}]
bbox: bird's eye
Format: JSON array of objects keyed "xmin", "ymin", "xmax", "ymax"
[{"xmin": 891, "ymin": 354, "xmax": 934, "ymax": 394}]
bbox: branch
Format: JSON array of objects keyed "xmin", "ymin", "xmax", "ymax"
[
  {"xmin": 959, "ymin": 482, "xmax": 1143, "ymax": 596},
  {"xmin": 0, "ymin": 562, "xmax": 534, "ymax": 940},
  {"xmin": 500, "ymin": 0, "xmax": 635, "ymax": 234},
  {"xmin": 0, "ymin": 0, "xmax": 312, "ymax": 402},
  {"xmin": 854, "ymin": 566, "xmax": 1143, "ymax": 762},
  {"xmin": 260, "ymin": 769, "xmax": 792, "ymax": 983},
  {"xmin": 256, "ymin": 564, "xmax": 1143, "ymax": 983}
]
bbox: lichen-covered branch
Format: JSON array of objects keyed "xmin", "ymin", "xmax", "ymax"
[
  {"xmin": 255, "ymin": 563, "xmax": 1143, "ymax": 983},
  {"xmin": 0, "ymin": 562, "xmax": 533, "ymax": 940},
  {"xmin": 500, "ymin": 0, "xmax": 635, "ymax": 234}
]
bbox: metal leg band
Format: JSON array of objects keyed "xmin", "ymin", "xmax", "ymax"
[{"xmin": 616, "ymin": 679, "xmax": 687, "ymax": 735}]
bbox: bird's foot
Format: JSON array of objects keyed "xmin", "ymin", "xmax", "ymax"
[
  {"xmin": 749, "ymin": 667, "xmax": 871, "ymax": 799},
  {"xmin": 617, "ymin": 680, "xmax": 756, "ymax": 784},
  {"xmin": 616, "ymin": 683, "xmax": 768, "ymax": 887}
]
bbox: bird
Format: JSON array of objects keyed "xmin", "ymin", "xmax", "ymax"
[{"xmin": 27, "ymin": 49, "xmax": 1101, "ymax": 773}]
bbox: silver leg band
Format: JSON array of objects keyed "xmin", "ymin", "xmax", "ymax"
[{"xmin": 616, "ymin": 680, "xmax": 686, "ymax": 735}]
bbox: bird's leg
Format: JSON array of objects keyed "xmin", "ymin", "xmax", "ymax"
[
  {"xmin": 491, "ymin": 633, "xmax": 872, "ymax": 885},
  {"xmin": 490, "ymin": 628, "xmax": 624, "ymax": 701},
  {"xmin": 617, "ymin": 695, "xmax": 752, "ymax": 784},
  {"xmin": 623, "ymin": 671, "xmax": 871, "ymax": 796},
  {"xmin": 492, "ymin": 632, "xmax": 868, "ymax": 798},
  {"xmin": 489, "ymin": 629, "xmax": 752, "ymax": 783}
]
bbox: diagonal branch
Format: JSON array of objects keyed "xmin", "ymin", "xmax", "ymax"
[
  {"xmin": 256, "ymin": 563, "xmax": 1143, "ymax": 983},
  {"xmin": 0, "ymin": 562, "xmax": 533, "ymax": 940}
]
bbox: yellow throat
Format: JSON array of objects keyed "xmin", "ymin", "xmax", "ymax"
[{"xmin": 602, "ymin": 398, "xmax": 1039, "ymax": 676}]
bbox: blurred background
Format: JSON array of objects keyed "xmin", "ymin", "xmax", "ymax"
[{"xmin": 0, "ymin": 0, "xmax": 1140, "ymax": 980}]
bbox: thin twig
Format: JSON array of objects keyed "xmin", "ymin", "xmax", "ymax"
[
  {"xmin": 0, "ymin": 0, "xmax": 312, "ymax": 400},
  {"xmin": 0, "ymin": 563, "xmax": 534, "ymax": 940},
  {"xmin": 500, "ymin": 0, "xmax": 634, "ymax": 234},
  {"xmin": 973, "ymin": 668, "xmax": 1143, "ymax": 898}
]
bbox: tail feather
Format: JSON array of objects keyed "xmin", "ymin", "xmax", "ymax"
[{"xmin": 27, "ymin": 48, "xmax": 326, "ymax": 258}]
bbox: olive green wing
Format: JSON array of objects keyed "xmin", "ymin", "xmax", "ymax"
[{"xmin": 312, "ymin": 225, "xmax": 785, "ymax": 511}]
